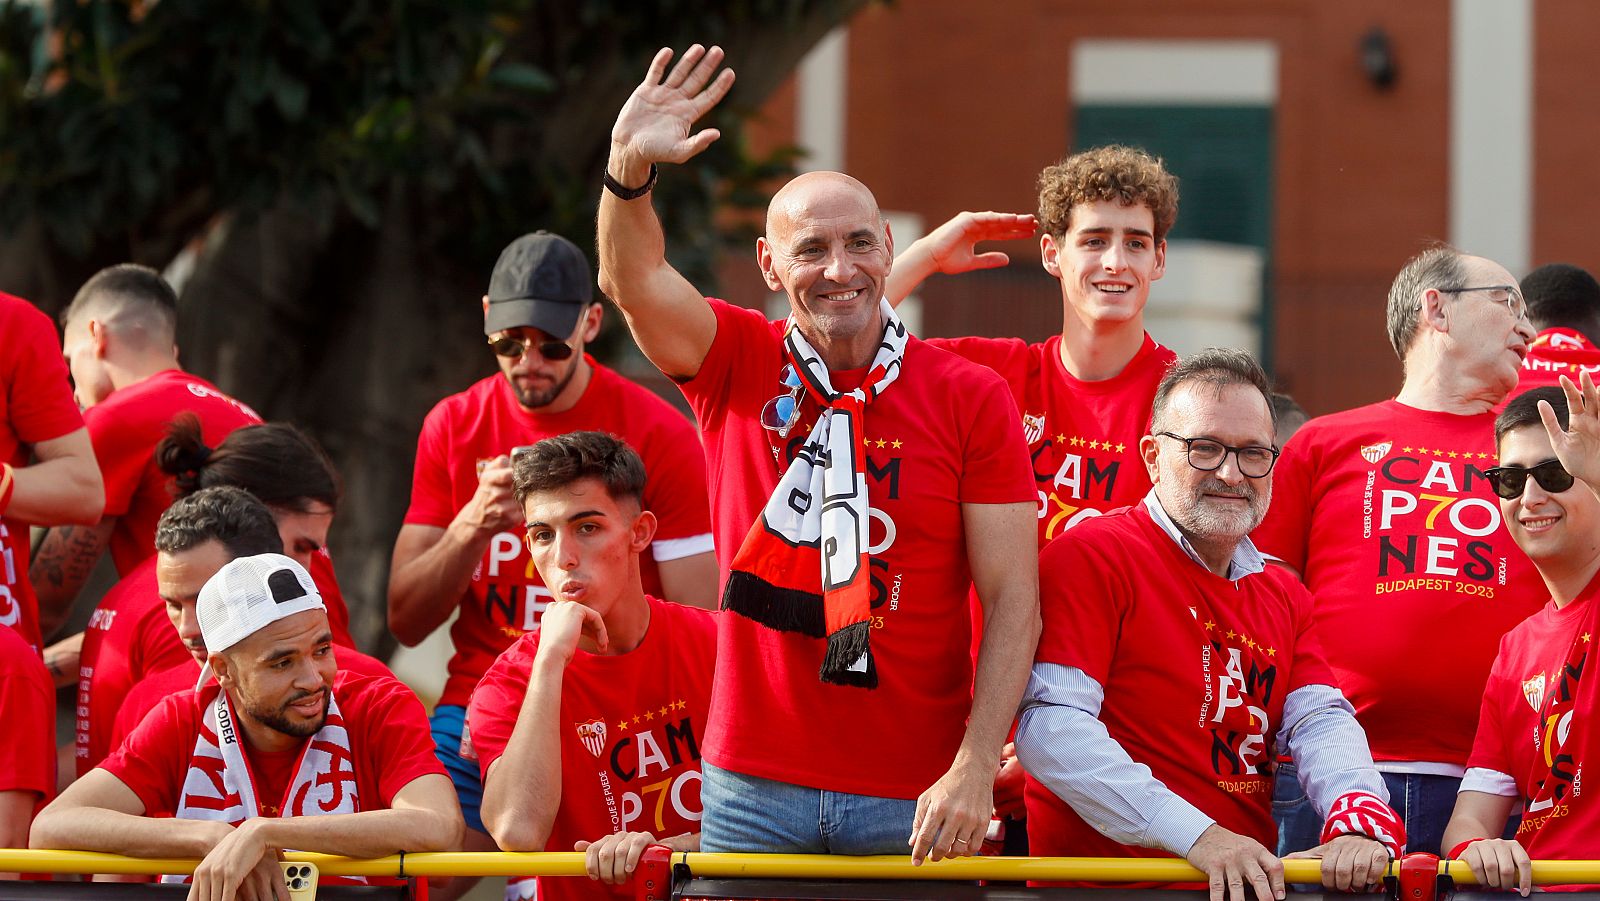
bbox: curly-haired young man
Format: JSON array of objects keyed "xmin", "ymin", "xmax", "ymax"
[{"xmin": 889, "ymin": 145, "xmax": 1181, "ymax": 545}]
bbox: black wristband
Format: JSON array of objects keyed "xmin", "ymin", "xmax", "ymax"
[{"xmin": 603, "ymin": 163, "xmax": 658, "ymax": 200}]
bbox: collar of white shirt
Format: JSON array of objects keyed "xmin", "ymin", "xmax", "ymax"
[{"xmin": 1141, "ymin": 490, "xmax": 1266, "ymax": 582}]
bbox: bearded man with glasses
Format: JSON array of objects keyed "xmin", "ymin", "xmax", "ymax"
[
  {"xmin": 386, "ymin": 230, "xmax": 716, "ymax": 901},
  {"xmin": 1441, "ymin": 378, "xmax": 1600, "ymax": 893},
  {"xmin": 1016, "ymin": 348, "xmax": 1400, "ymax": 901},
  {"xmin": 1254, "ymin": 245, "xmax": 1546, "ymax": 858}
]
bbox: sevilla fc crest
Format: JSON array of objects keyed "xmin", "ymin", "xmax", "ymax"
[
  {"xmin": 1022, "ymin": 413, "xmax": 1046, "ymax": 445},
  {"xmin": 575, "ymin": 719, "xmax": 607, "ymax": 758},
  {"xmin": 1523, "ymin": 674, "xmax": 1547, "ymax": 712},
  {"xmin": 1359, "ymin": 442, "xmax": 1392, "ymax": 464}
]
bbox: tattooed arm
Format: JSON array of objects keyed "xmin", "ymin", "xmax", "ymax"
[{"xmin": 30, "ymin": 519, "xmax": 116, "ymax": 639}]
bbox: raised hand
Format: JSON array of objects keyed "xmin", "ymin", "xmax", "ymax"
[
  {"xmin": 923, "ymin": 212, "xmax": 1038, "ymax": 276},
  {"xmin": 1543, "ymin": 370, "xmax": 1600, "ymax": 490},
  {"xmin": 533, "ymin": 600, "xmax": 610, "ymax": 666},
  {"xmin": 611, "ymin": 45, "xmax": 737, "ymax": 171}
]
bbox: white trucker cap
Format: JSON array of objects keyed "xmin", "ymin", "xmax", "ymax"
[{"xmin": 196, "ymin": 553, "xmax": 326, "ymax": 688}]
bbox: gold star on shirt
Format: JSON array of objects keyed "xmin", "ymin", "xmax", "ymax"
[
  {"xmin": 1115, "ymin": 443, "xmax": 1127, "ymax": 453},
  {"xmin": 1226, "ymin": 630, "xmax": 1238, "ymax": 640},
  {"xmin": 1448, "ymin": 451, "xmax": 1459, "ymax": 459},
  {"xmin": 1266, "ymin": 647, "xmax": 1277, "ymax": 656},
  {"xmin": 645, "ymin": 709, "xmax": 658, "ymax": 721},
  {"xmin": 632, "ymin": 715, "xmax": 641, "ymax": 725},
  {"xmin": 891, "ymin": 439, "xmax": 903, "ymax": 449},
  {"xmin": 874, "ymin": 438, "xmax": 887, "ymax": 448},
  {"xmin": 675, "ymin": 699, "xmax": 687, "ymax": 710},
  {"xmin": 618, "ymin": 720, "xmax": 630, "ymax": 732},
  {"xmin": 1071, "ymin": 436, "xmax": 1084, "ymax": 447},
  {"xmin": 1204, "ymin": 621, "xmax": 1217, "ymax": 631},
  {"xmin": 1402, "ymin": 446, "xmax": 1413, "ymax": 453},
  {"xmin": 1585, "ymin": 633, "xmax": 1593, "ymax": 643},
  {"xmin": 658, "ymin": 705, "xmax": 671, "ymax": 718}
]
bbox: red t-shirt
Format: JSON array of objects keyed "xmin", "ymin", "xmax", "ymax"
[
  {"xmin": 0, "ymin": 293, "xmax": 87, "ymax": 649},
  {"xmin": 465, "ymin": 597, "xmax": 716, "ymax": 901},
  {"xmin": 1253, "ymin": 400, "xmax": 1545, "ymax": 765},
  {"xmin": 110, "ymin": 645, "xmax": 395, "ymax": 753},
  {"xmin": 403, "ymin": 364, "xmax": 712, "ymax": 709},
  {"xmin": 100, "ymin": 671, "xmax": 442, "ymax": 818},
  {"xmin": 678, "ymin": 299, "xmax": 1034, "ymax": 797},
  {"xmin": 1025, "ymin": 503, "xmax": 1336, "ymax": 857},
  {"xmin": 927, "ymin": 333, "xmax": 1175, "ymax": 545},
  {"xmin": 0, "ymin": 625, "xmax": 55, "ymax": 810},
  {"xmin": 77, "ymin": 552, "xmax": 356, "ymax": 776},
  {"xmin": 1466, "ymin": 578, "xmax": 1600, "ymax": 860},
  {"xmin": 85, "ymin": 369, "xmax": 261, "ymax": 575},
  {"xmin": 1513, "ymin": 328, "xmax": 1600, "ymax": 397}
]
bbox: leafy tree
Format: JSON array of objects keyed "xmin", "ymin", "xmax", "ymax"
[{"xmin": 0, "ymin": 0, "xmax": 866, "ymax": 651}]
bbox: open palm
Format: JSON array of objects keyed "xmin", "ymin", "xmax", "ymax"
[
  {"xmin": 613, "ymin": 45, "xmax": 736, "ymax": 166},
  {"xmin": 1544, "ymin": 370, "xmax": 1600, "ymax": 488}
]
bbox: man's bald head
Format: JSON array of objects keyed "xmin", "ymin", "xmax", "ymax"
[
  {"xmin": 765, "ymin": 171, "xmax": 883, "ymax": 243},
  {"xmin": 61, "ymin": 263, "xmax": 178, "ymax": 351}
]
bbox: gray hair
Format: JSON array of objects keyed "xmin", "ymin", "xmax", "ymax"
[
  {"xmin": 1149, "ymin": 347, "xmax": 1275, "ymax": 435},
  {"xmin": 1386, "ymin": 245, "xmax": 1469, "ymax": 364}
]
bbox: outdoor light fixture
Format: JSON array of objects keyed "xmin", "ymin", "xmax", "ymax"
[{"xmin": 1361, "ymin": 26, "xmax": 1397, "ymax": 89}]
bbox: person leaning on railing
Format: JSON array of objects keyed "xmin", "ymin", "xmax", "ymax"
[
  {"xmin": 1442, "ymin": 378, "xmax": 1600, "ymax": 896},
  {"xmin": 30, "ymin": 554, "xmax": 462, "ymax": 901}
]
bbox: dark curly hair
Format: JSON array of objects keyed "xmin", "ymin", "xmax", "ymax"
[
  {"xmin": 1037, "ymin": 145, "xmax": 1180, "ymax": 240},
  {"xmin": 157, "ymin": 415, "xmax": 339, "ymax": 513}
]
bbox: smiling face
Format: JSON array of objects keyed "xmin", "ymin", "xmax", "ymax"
[
  {"xmin": 1043, "ymin": 200, "xmax": 1166, "ymax": 329},
  {"xmin": 157, "ymin": 539, "xmax": 233, "ymax": 666},
  {"xmin": 758, "ymin": 173, "xmax": 892, "ymax": 353},
  {"xmin": 1143, "ymin": 381, "xmax": 1275, "ymax": 543},
  {"xmin": 213, "ymin": 608, "xmax": 336, "ymax": 739},
  {"xmin": 1497, "ymin": 425, "xmax": 1600, "ymax": 566},
  {"xmin": 521, "ymin": 477, "xmax": 655, "ymax": 621}
]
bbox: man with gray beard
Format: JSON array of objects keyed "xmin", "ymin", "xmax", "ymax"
[{"xmin": 1015, "ymin": 349, "xmax": 1399, "ymax": 901}]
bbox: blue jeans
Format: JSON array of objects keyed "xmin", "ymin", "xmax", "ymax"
[
  {"xmin": 430, "ymin": 704, "xmax": 486, "ymax": 835},
  {"xmin": 700, "ymin": 761, "xmax": 920, "ymax": 854},
  {"xmin": 1273, "ymin": 763, "xmax": 1461, "ymax": 857}
]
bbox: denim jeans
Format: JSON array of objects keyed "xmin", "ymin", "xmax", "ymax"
[
  {"xmin": 1273, "ymin": 762, "xmax": 1466, "ymax": 857},
  {"xmin": 700, "ymin": 761, "xmax": 920, "ymax": 854}
]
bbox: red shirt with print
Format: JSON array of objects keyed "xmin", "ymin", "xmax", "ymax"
[
  {"xmin": 466, "ymin": 596, "xmax": 716, "ymax": 901},
  {"xmin": 1512, "ymin": 328, "xmax": 1600, "ymax": 398},
  {"xmin": 928, "ymin": 333, "xmax": 1174, "ymax": 545},
  {"xmin": 403, "ymin": 364, "xmax": 712, "ymax": 709},
  {"xmin": 85, "ymin": 369, "xmax": 261, "ymax": 575},
  {"xmin": 1025, "ymin": 502, "xmax": 1336, "ymax": 857},
  {"xmin": 678, "ymin": 299, "xmax": 1034, "ymax": 798},
  {"xmin": 0, "ymin": 294, "xmax": 87, "ymax": 649},
  {"xmin": 1465, "ymin": 578, "xmax": 1600, "ymax": 861},
  {"xmin": 0, "ymin": 625, "xmax": 55, "ymax": 812},
  {"xmin": 111, "ymin": 644, "xmax": 395, "ymax": 753},
  {"xmin": 100, "ymin": 671, "xmax": 442, "ymax": 818},
  {"xmin": 1253, "ymin": 401, "xmax": 1545, "ymax": 765},
  {"xmin": 77, "ymin": 552, "xmax": 355, "ymax": 776}
]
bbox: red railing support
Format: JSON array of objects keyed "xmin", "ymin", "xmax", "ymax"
[
  {"xmin": 1396, "ymin": 852, "xmax": 1442, "ymax": 901},
  {"xmin": 633, "ymin": 845, "xmax": 674, "ymax": 901}
]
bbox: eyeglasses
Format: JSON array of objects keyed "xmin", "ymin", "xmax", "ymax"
[
  {"xmin": 760, "ymin": 365, "xmax": 805, "ymax": 437},
  {"xmin": 1155, "ymin": 432, "xmax": 1279, "ymax": 478},
  {"xmin": 487, "ymin": 335, "xmax": 576, "ymax": 361},
  {"xmin": 1485, "ymin": 460, "xmax": 1576, "ymax": 500},
  {"xmin": 1437, "ymin": 285, "xmax": 1528, "ymax": 320}
]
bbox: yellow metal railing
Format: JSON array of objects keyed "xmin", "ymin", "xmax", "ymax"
[{"xmin": 0, "ymin": 850, "xmax": 1595, "ymax": 885}]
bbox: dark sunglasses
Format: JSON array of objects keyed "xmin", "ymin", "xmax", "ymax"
[
  {"xmin": 1485, "ymin": 460, "xmax": 1576, "ymax": 500},
  {"xmin": 487, "ymin": 335, "xmax": 576, "ymax": 361}
]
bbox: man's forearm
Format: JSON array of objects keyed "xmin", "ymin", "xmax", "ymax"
[
  {"xmin": 597, "ymin": 145, "xmax": 670, "ymax": 307},
  {"xmin": 962, "ymin": 577, "xmax": 1039, "ymax": 764},
  {"xmin": 8, "ymin": 455, "xmax": 103, "ymax": 525},
  {"xmin": 480, "ymin": 657, "xmax": 565, "ymax": 851},
  {"xmin": 31, "ymin": 807, "xmax": 224, "ymax": 858},
  {"xmin": 1278, "ymin": 684, "xmax": 1387, "ymax": 817},
  {"xmin": 388, "ymin": 521, "xmax": 492, "ymax": 645},
  {"xmin": 31, "ymin": 521, "xmax": 113, "ymax": 638},
  {"xmin": 250, "ymin": 809, "xmax": 460, "ymax": 858}
]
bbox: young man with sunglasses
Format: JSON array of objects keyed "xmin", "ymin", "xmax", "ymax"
[
  {"xmin": 598, "ymin": 45, "xmax": 1039, "ymax": 862},
  {"xmin": 387, "ymin": 231, "xmax": 716, "ymax": 897},
  {"xmin": 1441, "ymin": 378, "xmax": 1600, "ymax": 894},
  {"xmin": 1254, "ymin": 246, "xmax": 1546, "ymax": 856},
  {"xmin": 1016, "ymin": 348, "xmax": 1400, "ymax": 901}
]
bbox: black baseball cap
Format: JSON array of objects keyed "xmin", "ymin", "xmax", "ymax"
[{"xmin": 484, "ymin": 231, "xmax": 593, "ymax": 337}]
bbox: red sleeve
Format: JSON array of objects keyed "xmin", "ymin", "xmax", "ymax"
[
  {"xmin": 676, "ymin": 299, "xmax": 780, "ymax": 430},
  {"xmin": 1283, "ymin": 579, "xmax": 1338, "ymax": 693},
  {"xmin": 0, "ymin": 644, "xmax": 54, "ymax": 798},
  {"xmin": 1252, "ymin": 427, "xmax": 1316, "ymax": 571},
  {"xmin": 1465, "ymin": 650, "xmax": 1515, "ymax": 777},
  {"xmin": 463, "ymin": 636, "xmax": 536, "ymax": 776},
  {"xmin": 401, "ymin": 401, "xmax": 458, "ymax": 528},
  {"xmin": 83, "ymin": 399, "xmax": 149, "ymax": 518},
  {"xmin": 636, "ymin": 406, "xmax": 712, "ymax": 543},
  {"xmin": 351, "ymin": 676, "xmax": 448, "ymax": 804},
  {"xmin": 957, "ymin": 368, "xmax": 1034, "ymax": 504},
  {"xmin": 100, "ymin": 693, "xmax": 190, "ymax": 815},
  {"xmin": 3, "ymin": 299, "xmax": 83, "ymax": 446},
  {"xmin": 1035, "ymin": 528, "xmax": 1130, "ymax": 684}
]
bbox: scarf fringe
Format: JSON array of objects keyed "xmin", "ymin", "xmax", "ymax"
[
  {"xmin": 820, "ymin": 619, "xmax": 877, "ymax": 688},
  {"xmin": 722, "ymin": 571, "xmax": 826, "ymax": 637}
]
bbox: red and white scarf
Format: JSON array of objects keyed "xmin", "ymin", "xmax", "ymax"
[
  {"xmin": 163, "ymin": 687, "xmax": 359, "ymax": 883},
  {"xmin": 722, "ymin": 299, "xmax": 907, "ymax": 687}
]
